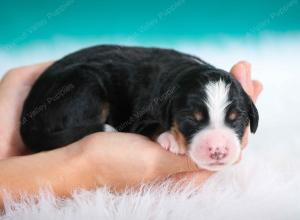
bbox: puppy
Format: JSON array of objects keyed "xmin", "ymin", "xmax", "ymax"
[{"xmin": 21, "ymin": 45, "xmax": 259, "ymax": 171}]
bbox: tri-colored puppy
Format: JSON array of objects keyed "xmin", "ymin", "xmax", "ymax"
[{"xmin": 21, "ymin": 45, "xmax": 259, "ymax": 171}]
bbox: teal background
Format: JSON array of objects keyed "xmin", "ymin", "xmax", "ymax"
[{"xmin": 1, "ymin": 0, "xmax": 299, "ymax": 47}]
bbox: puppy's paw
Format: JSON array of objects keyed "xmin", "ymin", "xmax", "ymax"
[
  {"xmin": 104, "ymin": 124, "xmax": 117, "ymax": 132},
  {"xmin": 156, "ymin": 131, "xmax": 186, "ymax": 155}
]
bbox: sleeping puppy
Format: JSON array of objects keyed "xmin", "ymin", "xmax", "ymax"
[{"xmin": 20, "ymin": 45, "xmax": 259, "ymax": 171}]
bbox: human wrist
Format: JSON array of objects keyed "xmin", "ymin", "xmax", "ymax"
[
  {"xmin": 75, "ymin": 134, "xmax": 111, "ymax": 188},
  {"xmin": 78, "ymin": 132, "xmax": 168, "ymax": 190},
  {"xmin": 0, "ymin": 141, "xmax": 100, "ymax": 208},
  {"xmin": 52, "ymin": 141, "xmax": 101, "ymax": 195}
]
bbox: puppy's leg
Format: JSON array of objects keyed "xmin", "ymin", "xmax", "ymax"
[
  {"xmin": 156, "ymin": 132, "xmax": 186, "ymax": 155},
  {"xmin": 21, "ymin": 64, "xmax": 111, "ymax": 152}
]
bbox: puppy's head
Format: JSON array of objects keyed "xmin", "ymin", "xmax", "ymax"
[{"xmin": 165, "ymin": 70, "xmax": 259, "ymax": 171}]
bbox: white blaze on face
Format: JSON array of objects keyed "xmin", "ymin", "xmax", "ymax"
[
  {"xmin": 189, "ymin": 80, "xmax": 241, "ymax": 171},
  {"xmin": 205, "ymin": 80, "xmax": 231, "ymax": 128}
]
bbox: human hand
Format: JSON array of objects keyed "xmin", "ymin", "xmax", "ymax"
[
  {"xmin": 230, "ymin": 61, "xmax": 263, "ymax": 165},
  {"xmin": 0, "ymin": 62, "xmax": 53, "ymax": 158}
]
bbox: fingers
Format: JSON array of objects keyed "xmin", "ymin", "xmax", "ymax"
[
  {"xmin": 166, "ymin": 171, "xmax": 214, "ymax": 187},
  {"xmin": 230, "ymin": 61, "xmax": 263, "ymax": 154},
  {"xmin": 1, "ymin": 61, "xmax": 54, "ymax": 87},
  {"xmin": 0, "ymin": 61, "xmax": 54, "ymax": 109},
  {"xmin": 241, "ymin": 128, "xmax": 249, "ymax": 149},
  {"xmin": 252, "ymin": 80, "xmax": 263, "ymax": 102},
  {"xmin": 230, "ymin": 61, "xmax": 263, "ymax": 103},
  {"xmin": 234, "ymin": 152, "xmax": 242, "ymax": 164},
  {"xmin": 0, "ymin": 61, "xmax": 55, "ymax": 156},
  {"xmin": 230, "ymin": 61, "xmax": 252, "ymax": 96},
  {"xmin": 8, "ymin": 61, "xmax": 54, "ymax": 75}
]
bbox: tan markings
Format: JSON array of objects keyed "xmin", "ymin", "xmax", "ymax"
[
  {"xmin": 100, "ymin": 102, "xmax": 109, "ymax": 123},
  {"xmin": 171, "ymin": 122, "xmax": 188, "ymax": 150},
  {"xmin": 228, "ymin": 111, "xmax": 238, "ymax": 121},
  {"xmin": 194, "ymin": 111, "xmax": 204, "ymax": 121}
]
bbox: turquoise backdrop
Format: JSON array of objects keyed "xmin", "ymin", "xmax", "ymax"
[{"xmin": 1, "ymin": 0, "xmax": 299, "ymax": 46}]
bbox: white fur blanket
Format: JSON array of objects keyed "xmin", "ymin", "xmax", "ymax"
[{"xmin": 1, "ymin": 34, "xmax": 300, "ymax": 220}]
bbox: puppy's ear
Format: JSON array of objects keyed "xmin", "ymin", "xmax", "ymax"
[{"xmin": 247, "ymin": 98, "xmax": 259, "ymax": 133}]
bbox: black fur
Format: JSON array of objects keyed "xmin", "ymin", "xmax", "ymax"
[{"xmin": 20, "ymin": 45, "xmax": 259, "ymax": 152}]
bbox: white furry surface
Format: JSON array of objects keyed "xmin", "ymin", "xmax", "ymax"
[{"xmin": 1, "ymin": 35, "xmax": 300, "ymax": 219}]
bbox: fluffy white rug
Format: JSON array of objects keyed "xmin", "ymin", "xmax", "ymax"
[{"xmin": 1, "ymin": 34, "xmax": 300, "ymax": 219}]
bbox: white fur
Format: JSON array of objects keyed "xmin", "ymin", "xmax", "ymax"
[
  {"xmin": 157, "ymin": 80, "xmax": 237, "ymax": 165},
  {"xmin": 189, "ymin": 127, "xmax": 241, "ymax": 171},
  {"xmin": 188, "ymin": 80, "xmax": 240, "ymax": 171},
  {"xmin": 204, "ymin": 80, "xmax": 231, "ymax": 128},
  {"xmin": 1, "ymin": 34, "xmax": 300, "ymax": 219},
  {"xmin": 104, "ymin": 124, "xmax": 117, "ymax": 132}
]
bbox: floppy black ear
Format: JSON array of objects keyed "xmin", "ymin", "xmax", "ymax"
[{"xmin": 248, "ymin": 99, "xmax": 259, "ymax": 133}]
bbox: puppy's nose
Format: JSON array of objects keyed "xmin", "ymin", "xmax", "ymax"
[{"xmin": 209, "ymin": 147, "xmax": 228, "ymax": 160}]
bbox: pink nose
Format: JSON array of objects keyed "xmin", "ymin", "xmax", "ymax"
[{"xmin": 208, "ymin": 146, "xmax": 228, "ymax": 160}]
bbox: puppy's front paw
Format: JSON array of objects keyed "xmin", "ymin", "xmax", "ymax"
[
  {"xmin": 104, "ymin": 124, "xmax": 117, "ymax": 132},
  {"xmin": 156, "ymin": 132, "xmax": 186, "ymax": 155}
]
